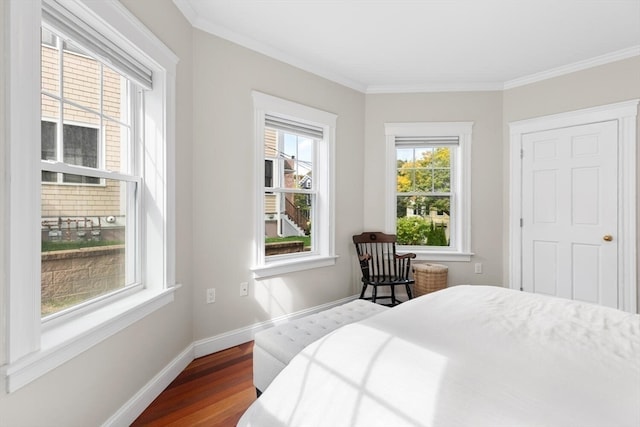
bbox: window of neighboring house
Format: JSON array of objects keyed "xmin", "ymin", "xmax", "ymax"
[
  {"xmin": 5, "ymin": 0, "xmax": 177, "ymax": 393},
  {"xmin": 41, "ymin": 120, "xmax": 100, "ymax": 184},
  {"xmin": 252, "ymin": 91, "xmax": 337, "ymax": 278},
  {"xmin": 385, "ymin": 122, "xmax": 473, "ymax": 261}
]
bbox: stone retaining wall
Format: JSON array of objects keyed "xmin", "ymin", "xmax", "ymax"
[
  {"xmin": 42, "ymin": 245, "xmax": 125, "ymax": 314},
  {"xmin": 265, "ymin": 241, "xmax": 304, "ymax": 256}
]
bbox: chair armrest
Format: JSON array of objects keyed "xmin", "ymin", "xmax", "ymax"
[{"xmin": 396, "ymin": 252, "xmax": 416, "ymax": 260}]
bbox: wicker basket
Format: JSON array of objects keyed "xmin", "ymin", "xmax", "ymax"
[{"xmin": 412, "ymin": 263, "xmax": 448, "ymax": 297}]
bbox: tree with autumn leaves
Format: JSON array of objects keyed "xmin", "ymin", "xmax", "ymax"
[{"xmin": 396, "ymin": 147, "xmax": 450, "ymax": 246}]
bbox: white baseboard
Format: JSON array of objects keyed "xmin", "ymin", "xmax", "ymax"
[
  {"xmin": 102, "ymin": 344, "xmax": 194, "ymax": 427},
  {"xmin": 193, "ymin": 294, "xmax": 358, "ymax": 357},
  {"xmin": 106, "ymin": 294, "xmax": 358, "ymax": 425}
]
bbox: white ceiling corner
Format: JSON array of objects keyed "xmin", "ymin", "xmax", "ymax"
[{"xmin": 173, "ymin": 0, "xmax": 640, "ymax": 94}]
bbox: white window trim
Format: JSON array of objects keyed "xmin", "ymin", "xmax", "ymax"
[
  {"xmin": 385, "ymin": 122, "xmax": 473, "ymax": 262},
  {"xmin": 251, "ymin": 91, "xmax": 337, "ymax": 278},
  {"xmin": 3, "ymin": 0, "xmax": 178, "ymax": 393}
]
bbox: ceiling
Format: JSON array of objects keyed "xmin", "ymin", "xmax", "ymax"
[{"xmin": 173, "ymin": 0, "xmax": 640, "ymax": 93}]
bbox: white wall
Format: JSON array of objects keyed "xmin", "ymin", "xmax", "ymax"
[
  {"xmin": 364, "ymin": 92, "xmax": 505, "ymax": 286},
  {"xmin": 0, "ymin": 0, "xmax": 195, "ymax": 425},
  {"xmin": 502, "ymin": 56, "xmax": 640, "ymax": 308},
  {"xmin": 190, "ymin": 30, "xmax": 366, "ymax": 341}
]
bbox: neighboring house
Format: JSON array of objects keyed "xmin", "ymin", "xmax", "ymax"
[
  {"xmin": 40, "ymin": 28, "xmax": 124, "ymax": 241},
  {"xmin": 264, "ymin": 127, "xmax": 311, "ymax": 239}
]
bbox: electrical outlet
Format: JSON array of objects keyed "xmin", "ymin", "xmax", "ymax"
[
  {"xmin": 206, "ymin": 288, "xmax": 216, "ymax": 303},
  {"xmin": 240, "ymin": 282, "xmax": 249, "ymax": 297},
  {"xmin": 474, "ymin": 263, "xmax": 482, "ymax": 274}
]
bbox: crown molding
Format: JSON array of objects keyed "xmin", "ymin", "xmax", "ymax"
[
  {"xmin": 172, "ymin": 0, "xmax": 639, "ymax": 94},
  {"xmin": 503, "ymin": 45, "xmax": 640, "ymax": 90},
  {"xmin": 172, "ymin": 0, "xmax": 366, "ymax": 93},
  {"xmin": 366, "ymin": 81, "xmax": 504, "ymax": 94}
]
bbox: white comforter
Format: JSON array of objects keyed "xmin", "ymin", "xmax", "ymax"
[{"xmin": 238, "ymin": 285, "xmax": 640, "ymax": 427}]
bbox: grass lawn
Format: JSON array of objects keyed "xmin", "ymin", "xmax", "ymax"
[
  {"xmin": 265, "ymin": 235, "xmax": 311, "ymax": 247},
  {"xmin": 42, "ymin": 240, "xmax": 124, "ymax": 252}
]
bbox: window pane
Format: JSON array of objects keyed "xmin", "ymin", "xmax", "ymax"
[
  {"xmin": 433, "ymin": 147, "xmax": 450, "ymax": 167},
  {"xmin": 397, "ymin": 167, "xmax": 412, "ymax": 192},
  {"xmin": 433, "ymin": 169, "xmax": 450, "ymax": 192},
  {"xmin": 415, "ymin": 147, "xmax": 433, "ymax": 167},
  {"xmin": 280, "ymin": 133, "xmax": 314, "ymax": 189},
  {"xmin": 41, "ymin": 174, "xmax": 134, "ymax": 317},
  {"xmin": 103, "ymin": 64, "xmax": 127, "ymax": 123},
  {"xmin": 414, "ymin": 168, "xmax": 433, "ymax": 192},
  {"xmin": 397, "ymin": 147, "xmax": 414, "ymax": 165},
  {"xmin": 41, "ymin": 121, "xmax": 57, "ymax": 182},
  {"xmin": 264, "ymin": 191, "xmax": 312, "ymax": 256},
  {"xmin": 62, "ymin": 42, "xmax": 101, "ymax": 114},
  {"xmin": 396, "ymin": 195, "xmax": 450, "ymax": 246},
  {"xmin": 282, "ymin": 157, "xmax": 297, "ymax": 189},
  {"xmin": 42, "ymin": 93, "xmax": 59, "ymax": 121},
  {"xmin": 63, "ymin": 124, "xmax": 98, "ymax": 167},
  {"xmin": 105, "ymin": 119, "xmax": 129, "ymax": 174},
  {"xmin": 264, "ymin": 128, "xmax": 277, "ymax": 158},
  {"xmin": 41, "ymin": 28, "xmax": 59, "ymax": 95},
  {"xmin": 63, "ymin": 102, "xmax": 100, "ymax": 127},
  {"xmin": 62, "ymin": 123, "xmax": 100, "ymax": 184}
]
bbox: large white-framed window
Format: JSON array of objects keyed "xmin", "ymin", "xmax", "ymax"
[
  {"xmin": 3, "ymin": 0, "xmax": 177, "ymax": 392},
  {"xmin": 385, "ymin": 122, "xmax": 473, "ymax": 261},
  {"xmin": 252, "ymin": 91, "xmax": 337, "ymax": 278}
]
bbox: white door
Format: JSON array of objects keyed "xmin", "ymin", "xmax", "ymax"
[{"xmin": 521, "ymin": 120, "xmax": 619, "ymax": 308}]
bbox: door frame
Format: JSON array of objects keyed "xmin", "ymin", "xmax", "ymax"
[{"xmin": 508, "ymin": 99, "xmax": 639, "ymax": 313}]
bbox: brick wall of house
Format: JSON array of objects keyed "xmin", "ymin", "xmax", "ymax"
[{"xmin": 41, "ymin": 44, "xmax": 123, "ymax": 218}]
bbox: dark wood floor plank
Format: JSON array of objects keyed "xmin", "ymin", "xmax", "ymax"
[{"xmin": 132, "ymin": 341, "xmax": 257, "ymax": 426}]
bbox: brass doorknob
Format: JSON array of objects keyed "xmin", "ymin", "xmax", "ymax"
[{"xmin": 603, "ymin": 235, "xmax": 613, "ymax": 242}]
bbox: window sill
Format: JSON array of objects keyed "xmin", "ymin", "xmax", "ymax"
[
  {"xmin": 3, "ymin": 286, "xmax": 179, "ymax": 393},
  {"xmin": 252, "ymin": 255, "xmax": 338, "ymax": 279},
  {"xmin": 407, "ymin": 250, "xmax": 474, "ymax": 262}
]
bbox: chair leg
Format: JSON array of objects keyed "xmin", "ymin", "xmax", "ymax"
[
  {"xmin": 390, "ymin": 285, "xmax": 397, "ymax": 305},
  {"xmin": 371, "ymin": 286, "xmax": 377, "ymax": 304},
  {"xmin": 359, "ymin": 283, "xmax": 368, "ymax": 299},
  {"xmin": 406, "ymin": 284, "xmax": 413, "ymax": 299}
]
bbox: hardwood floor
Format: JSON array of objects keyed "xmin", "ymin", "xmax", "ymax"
[{"xmin": 131, "ymin": 341, "xmax": 257, "ymax": 426}]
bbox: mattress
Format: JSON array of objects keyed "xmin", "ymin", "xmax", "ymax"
[{"xmin": 238, "ymin": 285, "xmax": 640, "ymax": 427}]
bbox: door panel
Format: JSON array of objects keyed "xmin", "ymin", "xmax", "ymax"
[{"xmin": 521, "ymin": 120, "xmax": 618, "ymax": 307}]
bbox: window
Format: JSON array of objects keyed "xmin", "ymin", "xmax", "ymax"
[
  {"xmin": 40, "ymin": 23, "xmax": 137, "ymax": 318},
  {"xmin": 41, "ymin": 121, "xmax": 100, "ymax": 184},
  {"xmin": 5, "ymin": 0, "xmax": 177, "ymax": 392},
  {"xmin": 385, "ymin": 122, "xmax": 473, "ymax": 261},
  {"xmin": 252, "ymin": 92, "xmax": 337, "ymax": 278}
]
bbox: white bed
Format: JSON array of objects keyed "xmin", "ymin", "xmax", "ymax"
[{"xmin": 238, "ymin": 285, "xmax": 640, "ymax": 427}]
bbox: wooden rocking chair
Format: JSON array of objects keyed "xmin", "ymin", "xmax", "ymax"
[{"xmin": 352, "ymin": 232, "xmax": 416, "ymax": 306}]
